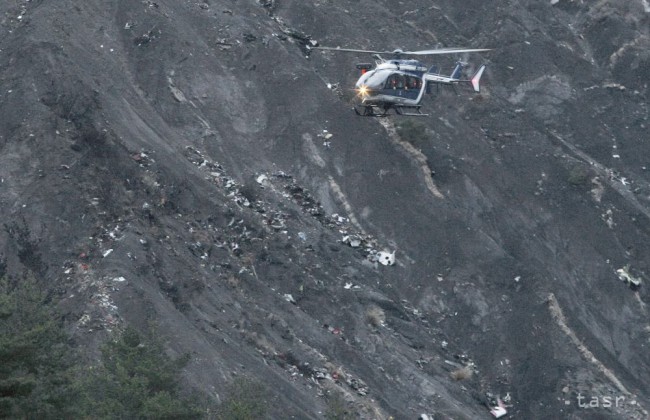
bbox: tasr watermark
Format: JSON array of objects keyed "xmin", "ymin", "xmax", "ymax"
[{"xmin": 571, "ymin": 393, "xmax": 628, "ymax": 409}]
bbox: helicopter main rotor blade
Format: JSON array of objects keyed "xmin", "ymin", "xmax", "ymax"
[
  {"xmin": 311, "ymin": 46, "xmax": 491, "ymax": 56},
  {"xmin": 401, "ymin": 48, "xmax": 492, "ymax": 55},
  {"xmin": 310, "ymin": 46, "xmax": 386, "ymax": 54}
]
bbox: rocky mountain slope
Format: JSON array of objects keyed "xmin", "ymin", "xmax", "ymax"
[{"xmin": 1, "ymin": 0, "xmax": 649, "ymax": 418}]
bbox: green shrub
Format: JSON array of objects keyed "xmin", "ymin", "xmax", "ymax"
[
  {"xmin": 568, "ymin": 165, "xmax": 590, "ymax": 186},
  {"xmin": 217, "ymin": 377, "xmax": 268, "ymax": 420},
  {"xmin": 0, "ymin": 275, "xmax": 77, "ymax": 419},
  {"xmin": 78, "ymin": 326, "xmax": 201, "ymax": 419},
  {"xmin": 395, "ymin": 119, "xmax": 429, "ymax": 146},
  {"xmin": 325, "ymin": 392, "xmax": 355, "ymax": 420}
]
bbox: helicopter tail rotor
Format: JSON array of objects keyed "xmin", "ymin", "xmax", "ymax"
[{"xmin": 470, "ymin": 65, "xmax": 486, "ymax": 93}]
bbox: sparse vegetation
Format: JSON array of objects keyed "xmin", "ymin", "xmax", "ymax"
[
  {"xmin": 365, "ymin": 306, "xmax": 386, "ymax": 328},
  {"xmin": 0, "ymin": 275, "xmax": 203, "ymax": 419},
  {"xmin": 217, "ymin": 377, "xmax": 268, "ymax": 420},
  {"xmin": 325, "ymin": 391, "xmax": 355, "ymax": 420},
  {"xmin": 77, "ymin": 326, "xmax": 202, "ymax": 419},
  {"xmin": 450, "ymin": 365, "xmax": 473, "ymax": 381},
  {"xmin": 395, "ymin": 119, "xmax": 430, "ymax": 146},
  {"xmin": 0, "ymin": 275, "xmax": 77, "ymax": 418},
  {"xmin": 568, "ymin": 165, "xmax": 590, "ymax": 186}
]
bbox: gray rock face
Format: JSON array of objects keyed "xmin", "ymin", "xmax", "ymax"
[{"xmin": 1, "ymin": 0, "xmax": 649, "ymax": 418}]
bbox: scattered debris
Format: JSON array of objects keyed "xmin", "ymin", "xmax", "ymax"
[
  {"xmin": 271, "ymin": 16, "xmax": 316, "ymax": 52},
  {"xmin": 283, "ymin": 293, "xmax": 296, "ymax": 304},
  {"xmin": 346, "ymin": 376, "xmax": 369, "ymax": 396},
  {"xmin": 342, "ymin": 235, "xmax": 362, "ymax": 248},
  {"xmin": 489, "ymin": 397, "xmax": 508, "ymax": 418},
  {"xmin": 317, "ymin": 129, "xmax": 334, "ymax": 140},
  {"xmin": 131, "ymin": 151, "xmax": 154, "ymax": 166},
  {"xmin": 323, "ymin": 324, "xmax": 343, "ymax": 336},
  {"xmin": 617, "ymin": 266, "xmax": 642, "ymax": 289},
  {"xmin": 258, "ymin": 0, "xmax": 275, "ymax": 12},
  {"xmin": 134, "ymin": 26, "xmax": 158, "ymax": 46}
]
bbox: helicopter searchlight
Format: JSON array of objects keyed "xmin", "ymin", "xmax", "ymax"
[
  {"xmin": 356, "ymin": 85, "xmax": 370, "ymax": 98},
  {"xmin": 311, "ymin": 45, "xmax": 491, "ymax": 117}
]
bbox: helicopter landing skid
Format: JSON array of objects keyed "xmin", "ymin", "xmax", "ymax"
[
  {"xmin": 393, "ymin": 105, "xmax": 428, "ymax": 116},
  {"xmin": 353, "ymin": 104, "xmax": 427, "ymax": 117},
  {"xmin": 353, "ymin": 105, "xmax": 389, "ymax": 117}
]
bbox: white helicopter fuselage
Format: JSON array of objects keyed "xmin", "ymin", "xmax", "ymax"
[
  {"xmin": 354, "ymin": 59, "xmax": 485, "ymax": 108},
  {"xmin": 355, "ymin": 60, "xmax": 429, "ymax": 106}
]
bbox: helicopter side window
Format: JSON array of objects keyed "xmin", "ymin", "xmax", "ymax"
[
  {"xmin": 385, "ymin": 74, "xmax": 398, "ymax": 90},
  {"xmin": 406, "ymin": 76, "xmax": 421, "ymax": 90},
  {"xmin": 395, "ymin": 75, "xmax": 405, "ymax": 89}
]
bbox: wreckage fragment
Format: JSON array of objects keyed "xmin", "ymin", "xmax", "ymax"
[
  {"xmin": 617, "ymin": 266, "xmax": 642, "ymax": 289},
  {"xmin": 375, "ymin": 250, "xmax": 395, "ymax": 266}
]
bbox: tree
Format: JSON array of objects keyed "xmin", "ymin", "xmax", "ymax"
[
  {"xmin": 217, "ymin": 377, "xmax": 268, "ymax": 420},
  {"xmin": 0, "ymin": 275, "xmax": 77, "ymax": 418},
  {"xmin": 78, "ymin": 326, "xmax": 202, "ymax": 419}
]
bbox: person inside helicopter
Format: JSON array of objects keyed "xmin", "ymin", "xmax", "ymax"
[{"xmin": 387, "ymin": 74, "xmax": 405, "ymax": 90}]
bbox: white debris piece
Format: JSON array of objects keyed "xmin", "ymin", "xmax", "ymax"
[
  {"xmin": 102, "ymin": 249, "xmax": 113, "ymax": 258},
  {"xmin": 342, "ymin": 235, "xmax": 361, "ymax": 248},
  {"xmin": 113, "ymin": 276, "xmax": 127, "ymax": 282},
  {"xmin": 490, "ymin": 406, "xmax": 507, "ymax": 418},
  {"xmin": 490, "ymin": 398, "xmax": 508, "ymax": 418},
  {"xmin": 617, "ymin": 267, "xmax": 642, "ymax": 287},
  {"xmin": 283, "ymin": 293, "xmax": 296, "ymax": 304},
  {"xmin": 332, "ymin": 213, "xmax": 347, "ymax": 224},
  {"xmin": 169, "ymin": 84, "xmax": 187, "ymax": 102},
  {"xmin": 256, "ymin": 174, "xmax": 269, "ymax": 186},
  {"xmin": 377, "ymin": 250, "xmax": 395, "ymax": 266}
]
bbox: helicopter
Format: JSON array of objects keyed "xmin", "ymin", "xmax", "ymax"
[{"xmin": 311, "ymin": 46, "xmax": 490, "ymax": 116}]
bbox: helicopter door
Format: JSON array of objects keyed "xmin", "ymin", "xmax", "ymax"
[{"xmin": 403, "ymin": 75, "xmax": 422, "ymax": 100}]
